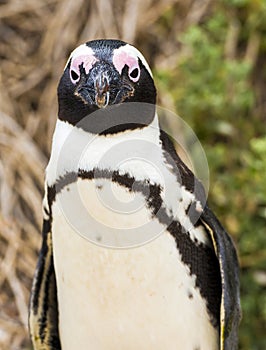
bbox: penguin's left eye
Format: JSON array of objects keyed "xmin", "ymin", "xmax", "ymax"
[
  {"xmin": 70, "ymin": 69, "xmax": 80, "ymax": 84},
  {"xmin": 128, "ymin": 67, "xmax": 140, "ymax": 82}
]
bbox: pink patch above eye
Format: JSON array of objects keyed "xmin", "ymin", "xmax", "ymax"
[
  {"xmin": 70, "ymin": 54, "xmax": 97, "ymax": 77},
  {"xmin": 113, "ymin": 49, "xmax": 140, "ymax": 82}
]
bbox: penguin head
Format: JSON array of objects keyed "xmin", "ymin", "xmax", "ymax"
[{"xmin": 57, "ymin": 39, "xmax": 157, "ymax": 134}]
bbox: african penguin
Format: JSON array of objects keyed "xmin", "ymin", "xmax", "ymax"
[{"xmin": 29, "ymin": 39, "xmax": 241, "ymax": 350}]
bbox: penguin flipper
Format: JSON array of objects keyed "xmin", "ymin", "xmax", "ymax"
[
  {"xmin": 200, "ymin": 206, "xmax": 241, "ymax": 350},
  {"xmin": 160, "ymin": 130, "xmax": 241, "ymax": 349},
  {"xmin": 29, "ymin": 219, "xmax": 61, "ymax": 350}
]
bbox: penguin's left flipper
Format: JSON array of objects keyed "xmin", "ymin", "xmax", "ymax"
[
  {"xmin": 29, "ymin": 219, "xmax": 61, "ymax": 350},
  {"xmin": 200, "ymin": 205, "xmax": 241, "ymax": 350}
]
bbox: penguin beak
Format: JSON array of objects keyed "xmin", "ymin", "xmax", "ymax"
[
  {"xmin": 75, "ymin": 63, "xmax": 135, "ymax": 108},
  {"xmin": 94, "ymin": 73, "xmax": 110, "ymax": 108}
]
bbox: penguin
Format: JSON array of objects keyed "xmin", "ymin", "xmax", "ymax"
[{"xmin": 29, "ymin": 39, "xmax": 241, "ymax": 350}]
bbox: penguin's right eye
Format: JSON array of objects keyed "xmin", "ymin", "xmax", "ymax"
[{"xmin": 70, "ymin": 69, "xmax": 80, "ymax": 84}]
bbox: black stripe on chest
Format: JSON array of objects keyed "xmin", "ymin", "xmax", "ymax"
[
  {"xmin": 47, "ymin": 169, "xmax": 221, "ymax": 327},
  {"xmin": 159, "ymin": 130, "xmax": 207, "ymax": 223}
]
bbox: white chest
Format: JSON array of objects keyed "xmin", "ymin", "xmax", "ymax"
[{"xmin": 52, "ymin": 179, "xmax": 218, "ymax": 350}]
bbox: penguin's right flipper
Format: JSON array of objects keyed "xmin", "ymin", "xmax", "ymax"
[{"xmin": 29, "ymin": 219, "xmax": 61, "ymax": 349}]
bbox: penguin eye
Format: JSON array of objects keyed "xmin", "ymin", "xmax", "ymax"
[
  {"xmin": 128, "ymin": 67, "xmax": 140, "ymax": 82},
  {"xmin": 70, "ymin": 69, "xmax": 80, "ymax": 84}
]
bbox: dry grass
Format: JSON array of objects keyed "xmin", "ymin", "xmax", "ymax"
[{"xmin": 0, "ymin": 1, "xmax": 214, "ymax": 349}]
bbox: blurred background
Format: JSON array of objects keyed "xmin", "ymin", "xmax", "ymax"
[{"xmin": 0, "ymin": 0, "xmax": 265, "ymax": 349}]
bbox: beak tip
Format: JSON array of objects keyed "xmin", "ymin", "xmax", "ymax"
[{"xmin": 95, "ymin": 92, "xmax": 110, "ymax": 108}]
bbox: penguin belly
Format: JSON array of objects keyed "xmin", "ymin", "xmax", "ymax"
[{"xmin": 52, "ymin": 178, "xmax": 219, "ymax": 350}]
